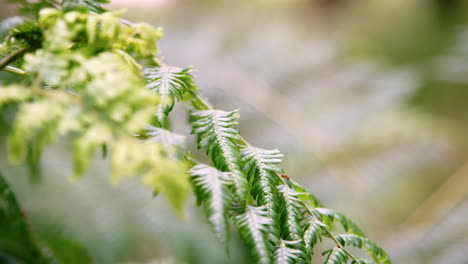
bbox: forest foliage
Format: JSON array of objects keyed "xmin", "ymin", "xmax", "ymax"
[{"xmin": 0, "ymin": 1, "xmax": 391, "ymax": 263}]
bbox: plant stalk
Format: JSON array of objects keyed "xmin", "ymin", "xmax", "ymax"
[
  {"xmin": 3, "ymin": 65, "xmax": 26, "ymax": 75},
  {"xmin": 0, "ymin": 46, "xmax": 29, "ymax": 71}
]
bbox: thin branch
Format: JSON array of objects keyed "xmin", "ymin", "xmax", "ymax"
[
  {"xmin": 188, "ymin": 90, "xmax": 212, "ymax": 110},
  {"xmin": 3, "ymin": 65, "xmax": 26, "ymax": 76},
  {"xmin": 0, "ymin": 46, "xmax": 29, "ymax": 71}
]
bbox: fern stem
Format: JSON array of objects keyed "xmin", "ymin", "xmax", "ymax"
[
  {"xmin": 188, "ymin": 90, "xmax": 212, "ymax": 110},
  {"xmin": 3, "ymin": 65, "xmax": 27, "ymax": 76},
  {"xmin": 0, "ymin": 46, "xmax": 29, "ymax": 72}
]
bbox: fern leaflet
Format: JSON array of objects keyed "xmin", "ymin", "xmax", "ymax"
[
  {"xmin": 240, "ymin": 145, "xmax": 282, "ymax": 212},
  {"xmin": 312, "ymin": 208, "xmax": 365, "ymax": 237},
  {"xmin": 336, "ymin": 234, "xmax": 391, "ymax": 264},
  {"xmin": 190, "ymin": 164, "xmax": 232, "ymax": 245},
  {"xmin": 277, "ymin": 185, "xmax": 305, "ymax": 241},
  {"xmin": 324, "ymin": 247, "xmax": 348, "ymax": 264},
  {"xmin": 143, "ymin": 66, "xmax": 194, "ymax": 126},
  {"xmin": 240, "ymin": 145, "xmax": 283, "ymax": 242},
  {"xmin": 303, "ymin": 218, "xmax": 327, "ymax": 253},
  {"xmin": 235, "ymin": 205, "xmax": 272, "ymax": 264},
  {"xmin": 191, "ymin": 109, "xmax": 247, "ymax": 207},
  {"xmin": 274, "ymin": 240, "xmax": 303, "ymax": 264}
]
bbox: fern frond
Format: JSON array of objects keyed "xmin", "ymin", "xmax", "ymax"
[
  {"xmin": 240, "ymin": 145, "xmax": 283, "ymax": 208},
  {"xmin": 312, "ymin": 208, "xmax": 365, "ymax": 237},
  {"xmin": 336, "ymin": 234, "xmax": 391, "ymax": 264},
  {"xmin": 240, "ymin": 146, "xmax": 283, "ymax": 174},
  {"xmin": 277, "ymin": 184, "xmax": 305, "ymax": 242},
  {"xmin": 191, "ymin": 109, "xmax": 247, "ymax": 206},
  {"xmin": 145, "ymin": 125, "xmax": 185, "ymax": 147},
  {"xmin": 190, "ymin": 164, "xmax": 232, "ymax": 245},
  {"xmin": 0, "ymin": 4, "xmax": 394, "ymax": 263},
  {"xmin": 323, "ymin": 247, "xmax": 348, "ymax": 264},
  {"xmin": 235, "ymin": 205, "xmax": 272, "ymax": 264},
  {"xmin": 277, "ymin": 184, "xmax": 307, "ymax": 263},
  {"xmin": 143, "ymin": 66, "xmax": 194, "ymax": 125},
  {"xmin": 144, "ymin": 66, "xmax": 193, "ymax": 100},
  {"xmin": 274, "ymin": 240, "xmax": 303, "ymax": 264},
  {"xmin": 290, "ymin": 180, "xmax": 324, "ymax": 208},
  {"xmin": 292, "ymin": 183, "xmax": 390, "ymax": 264},
  {"xmin": 303, "ymin": 218, "xmax": 327, "ymax": 252},
  {"xmin": 240, "ymin": 145, "xmax": 283, "ymax": 241},
  {"xmin": 8, "ymin": 99, "xmax": 67, "ymax": 165},
  {"xmin": 290, "ymin": 180, "xmax": 364, "ymax": 235}
]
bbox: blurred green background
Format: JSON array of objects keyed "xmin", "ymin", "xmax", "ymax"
[{"xmin": 1, "ymin": 0, "xmax": 468, "ymax": 263}]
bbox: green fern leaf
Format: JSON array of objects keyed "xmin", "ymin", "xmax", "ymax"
[
  {"xmin": 277, "ymin": 184, "xmax": 307, "ymax": 262},
  {"xmin": 290, "ymin": 180, "xmax": 324, "ymax": 208},
  {"xmin": 277, "ymin": 184, "xmax": 304, "ymax": 242},
  {"xmin": 336, "ymin": 234, "xmax": 391, "ymax": 264},
  {"xmin": 235, "ymin": 205, "xmax": 272, "ymax": 264},
  {"xmin": 287, "ymin": 177, "xmax": 390, "ymax": 264},
  {"xmin": 0, "ymin": 4, "xmax": 394, "ymax": 263},
  {"xmin": 144, "ymin": 66, "xmax": 194, "ymax": 125},
  {"xmin": 190, "ymin": 164, "xmax": 232, "ymax": 245},
  {"xmin": 240, "ymin": 145, "xmax": 283, "ymax": 207},
  {"xmin": 323, "ymin": 247, "xmax": 348, "ymax": 264},
  {"xmin": 191, "ymin": 109, "xmax": 247, "ymax": 206},
  {"xmin": 312, "ymin": 208, "xmax": 364, "ymax": 237},
  {"xmin": 240, "ymin": 145, "xmax": 283, "ymax": 241},
  {"xmin": 240, "ymin": 146, "xmax": 283, "ymax": 174},
  {"xmin": 274, "ymin": 240, "xmax": 303, "ymax": 264},
  {"xmin": 303, "ymin": 218, "xmax": 327, "ymax": 253},
  {"xmin": 144, "ymin": 66, "xmax": 193, "ymax": 100}
]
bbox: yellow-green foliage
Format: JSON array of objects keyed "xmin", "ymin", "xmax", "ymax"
[{"xmin": 0, "ymin": 8, "xmax": 189, "ymax": 216}]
